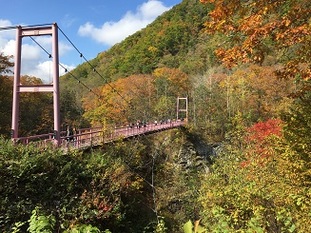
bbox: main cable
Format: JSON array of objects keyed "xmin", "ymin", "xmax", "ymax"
[
  {"xmin": 28, "ymin": 34, "xmax": 132, "ymax": 114},
  {"xmin": 58, "ymin": 25, "xmax": 165, "ymax": 131},
  {"xmin": 29, "ymin": 36, "xmax": 52, "ymax": 58},
  {"xmin": 57, "ymin": 26, "xmax": 134, "ymax": 108},
  {"xmin": 0, "ymin": 23, "xmax": 53, "ymax": 31},
  {"xmin": 27, "ymin": 35, "xmax": 102, "ymax": 99}
]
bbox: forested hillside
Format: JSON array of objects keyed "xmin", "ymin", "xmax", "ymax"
[{"xmin": 0, "ymin": 0, "xmax": 310, "ymax": 232}]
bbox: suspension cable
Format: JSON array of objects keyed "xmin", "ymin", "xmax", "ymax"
[
  {"xmin": 57, "ymin": 26, "xmax": 133, "ymax": 108},
  {"xmin": 29, "ymin": 36, "xmax": 52, "ymax": 58},
  {"xmin": 27, "ymin": 35, "xmax": 102, "ymax": 99},
  {"xmin": 28, "ymin": 34, "xmax": 133, "ymax": 114}
]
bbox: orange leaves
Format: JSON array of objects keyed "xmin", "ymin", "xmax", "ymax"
[
  {"xmin": 153, "ymin": 67, "xmax": 190, "ymax": 96},
  {"xmin": 215, "ymin": 46, "xmax": 252, "ymax": 67},
  {"xmin": 82, "ymin": 67, "xmax": 190, "ymax": 127},
  {"xmin": 238, "ymin": 14, "xmax": 264, "ymax": 35},
  {"xmin": 200, "ymin": 0, "xmax": 311, "ymax": 72},
  {"xmin": 199, "ymin": 0, "xmax": 215, "ymax": 3},
  {"xmin": 83, "ymin": 74, "xmax": 156, "ymax": 126},
  {"xmin": 209, "ymin": 5, "xmax": 228, "ymax": 21},
  {"xmin": 276, "ymin": 24, "xmax": 310, "ymax": 46}
]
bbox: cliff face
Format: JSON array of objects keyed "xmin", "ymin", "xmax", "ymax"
[{"xmin": 135, "ymin": 127, "xmax": 210, "ymax": 231}]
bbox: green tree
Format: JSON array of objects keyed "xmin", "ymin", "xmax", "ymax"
[
  {"xmin": 0, "ymin": 53, "xmax": 13, "ymax": 137},
  {"xmin": 60, "ymin": 88, "xmax": 88, "ymax": 129},
  {"xmin": 199, "ymin": 118, "xmax": 311, "ymax": 232},
  {"xmin": 280, "ymin": 90, "xmax": 311, "ymax": 188},
  {"xmin": 18, "ymin": 76, "xmax": 54, "ymax": 136}
]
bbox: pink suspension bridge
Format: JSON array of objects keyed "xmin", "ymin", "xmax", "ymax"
[
  {"xmin": 7, "ymin": 23, "xmax": 188, "ymax": 149},
  {"xmin": 16, "ymin": 120, "xmax": 185, "ymax": 150}
]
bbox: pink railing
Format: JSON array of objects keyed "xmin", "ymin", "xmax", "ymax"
[{"xmin": 14, "ymin": 120, "xmax": 185, "ymax": 151}]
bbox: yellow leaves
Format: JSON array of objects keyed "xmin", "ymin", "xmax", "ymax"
[
  {"xmin": 130, "ymin": 176, "xmax": 144, "ymax": 190},
  {"xmin": 216, "ymin": 64, "xmax": 294, "ymax": 118},
  {"xmin": 284, "ymin": 19, "xmax": 291, "ymax": 27},
  {"xmin": 148, "ymin": 46, "xmax": 158, "ymax": 53},
  {"xmin": 215, "ymin": 46, "xmax": 251, "ymax": 67},
  {"xmin": 239, "ymin": 14, "xmax": 263, "ymax": 34}
]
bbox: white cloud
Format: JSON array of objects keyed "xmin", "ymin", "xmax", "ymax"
[
  {"xmin": 22, "ymin": 44, "xmax": 42, "ymax": 60},
  {"xmin": 61, "ymin": 14, "xmax": 77, "ymax": 28},
  {"xmin": 78, "ymin": 0, "xmax": 171, "ymax": 46},
  {"xmin": 21, "ymin": 61, "xmax": 75, "ymax": 83},
  {"xmin": 1, "ymin": 39, "xmax": 15, "ymax": 56},
  {"xmin": 59, "ymin": 42, "xmax": 73, "ymax": 57},
  {"xmin": 0, "ymin": 19, "xmax": 12, "ymax": 27},
  {"xmin": 0, "ymin": 19, "xmax": 15, "ymax": 50},
  {"xmin": 22, "ymin": 60, "xmax": 53, "ymax": 82}
]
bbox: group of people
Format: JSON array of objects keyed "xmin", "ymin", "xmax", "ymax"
[
  {"xmin": 128, "ymin": 120, "xmax": 148, "ymax": 129},
  {"xmin": 66, "ymin": 125, "xmax": 76, "ymax": 142},
  {"xmin": 127, "ymin": 119, "xmax": 173, "ymax": 129}
]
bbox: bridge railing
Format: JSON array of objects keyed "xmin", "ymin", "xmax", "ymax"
[
  {"xmin": 61, "ymin": 127, "xmax": 103, "ymax": 150},
  {"xmin": 14, "ymin": 120, "xmax": 185, "ymax": 150},
  {"xmin": 15, "ymin": 133, "xmax": 56, "ymax": 148}
]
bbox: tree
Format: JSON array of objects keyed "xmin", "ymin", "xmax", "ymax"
[
  {"xmin": 19, "ymin": 76, "xmax": 54, "ymax": 136},
  {"xmin": 153, "ymin": 67, "xmax": 191, "ymax": 97},
  {"xmin": 60, "ymin": 88, "xmax": 88, "ymax": 130},
  {"xmin": 0, "ymin": 53, "xmax": 13, "ymax": 137},
  {"xmin": 153, "ymin": 67, "xmax": 191, "ymax": 120},
  {"xmin": 222, "ymin": 65, "xmax": 293, "ymax": 123},
  {"xmin": 83, "ymin": 74, "xmax": 155, "ymax": 127},
  {"xmin": 0, "ymin": 53, "xmax": 13, "ymax": 74},
  {"xmin": 280, "ymin": 90, "xmax": 311, "ymax": 187},
  {"xmin": 199, "ymin": 0, "xmax": 311, "ymax": 94},
  {"xmin": 199, "ymin": 117, "xmax": 311, "ymax": 232}
]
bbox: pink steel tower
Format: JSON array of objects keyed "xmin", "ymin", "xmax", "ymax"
[{"xmin": 11, "ymin": 23, "xmax": 61, "ymax": 146}]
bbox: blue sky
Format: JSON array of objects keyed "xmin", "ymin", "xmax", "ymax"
[{"xmin": 0, "ymin": 0, "xmax": 181, "ymax": 82}]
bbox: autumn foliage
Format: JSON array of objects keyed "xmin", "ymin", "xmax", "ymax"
[
  {"xmin": 82, "ymin": 68, "xmax": 190, "ymax": 127},
  {"xmin": 240, "ymin": 119, "xmax": 283, "ymax": 168},
  {"xmin": 200, "ymin": 0, "xmax": 311, "ymax": 93},
  {"xmin": 246, "ymin": 118, "xmax": 282, "ymax": 144}
]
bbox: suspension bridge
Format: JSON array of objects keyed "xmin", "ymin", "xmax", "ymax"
[
  {"xmin": 1, "ymin": 23, "xmax": 188, "ymax": 149},
  {"xmin": 16, "ymin": 120, "xmax": 185, "ymax": 151}
]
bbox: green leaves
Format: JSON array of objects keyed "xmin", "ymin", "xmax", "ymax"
[
  {"xmin": 198, "ymin": 114, "xmax": 311, "ymax": 232},
  {"xmin": 28, "ymin": 208, "xmax": 56, "ymax": 233},
  {"xmin": 183, "ymin": 220, "xmax": 206, "ymax": 233},
  {"xmin": 64, "ymin": 224, "xmax": 102, "ymax": 233}
]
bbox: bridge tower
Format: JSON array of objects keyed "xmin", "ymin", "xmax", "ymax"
[
  {"xmin": 11, "ymin": 23, "xmax": 61, "ymax": 146},
  {"xmin": 176, "ymin": 97, "xmax": 188, "ymax": 122}
]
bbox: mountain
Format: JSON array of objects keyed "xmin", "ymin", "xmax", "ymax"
[{"xmin": 61, "ymin": 0, "xmax": 211, "ymax": 91}]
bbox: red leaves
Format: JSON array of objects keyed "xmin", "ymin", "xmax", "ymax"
[
  {"xmin": 246, "ymin": 118, "xmax": 282, "ymax": 143},
  {"xmin": 241, "ymin": 119, "xmax": 283, "ymax": 168}
]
